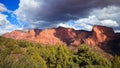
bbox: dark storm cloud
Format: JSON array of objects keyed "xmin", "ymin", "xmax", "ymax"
[
  {"xmin": 15, "ymin": 0, "xmax": 120, "ymax": 30},
  {"xmin": 37, "ymin": 0, "xmax": 120, "ymax": 22}
]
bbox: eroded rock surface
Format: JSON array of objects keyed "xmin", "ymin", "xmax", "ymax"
[{"xmin": 3, "ymin": 25, "xmax": 119, "ymax": 46}]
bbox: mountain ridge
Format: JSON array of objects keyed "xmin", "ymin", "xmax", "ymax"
[{"xmin": 2, "ymin": 25, "xmax": 120, "ymax": 55}]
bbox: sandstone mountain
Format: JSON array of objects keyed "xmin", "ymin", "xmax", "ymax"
[{"xmin": 3, "ymin": 25, "xmax": 120, "ymax": 55}]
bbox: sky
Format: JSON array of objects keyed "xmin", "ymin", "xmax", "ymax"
[{"xmin": 0, "ymin": 0, "xmax": 120, "ymax": 35}]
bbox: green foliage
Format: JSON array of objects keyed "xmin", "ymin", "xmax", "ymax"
[
  {"xmin": 31, "ymin": 45, "xmax": 75, "ymax": 68},
  {"xmin": 112, "ymin": 55, "xmax": 120, "ymax": 68},
  {"xmin": 12, "ymin": 45, "xmax": 22, "ymax": 54},
  {"xmin": 18, "ymin": 40, "xmax": 32, "ymax": 48},
  {"xmin": 0, "ymin": 36, "xmax": 117, "ymax": 68},
  {"xmin": 73, "ymin": 44, "xmax": 112, "ymax": 68},
  {"xmin": 12, "ymin": 55, "xmax": 47, "ymax": 68}
]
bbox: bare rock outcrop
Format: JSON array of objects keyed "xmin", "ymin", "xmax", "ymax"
[
  {"xmin": 3, "ymin": 25, "xmax": 120, "ymax": 47},
  {"xmin": 35, "ymin": 29, "xmax": 63, "ymax": 45},
  {"xmin": 85, "ymin": 25, "xmax": 115, "ymax": 45},
  {"xmin": 2, "ymin": 25, "xmax": 120, "ymax": 56},
  {"xmin": 93, "ymin": 25, "xmax": 115, "ymax": 42}
]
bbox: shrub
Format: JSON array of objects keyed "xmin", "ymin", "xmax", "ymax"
[
  {"xmin": 73, "ymin": 44, "xmax": 111, "ymax": 68},
  {"xmin": 0, "ymin": 37, "xmax": 113, "ymax": 68},
  {"xmin": 112, "ymin": 55, "xmax": 120, "ymax": 68}
]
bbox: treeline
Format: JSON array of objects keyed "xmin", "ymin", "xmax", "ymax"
[{"xmin": 0, "ymin": 36, "xmax": 120, "ymax": 68}]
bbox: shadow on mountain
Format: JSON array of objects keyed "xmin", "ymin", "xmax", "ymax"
[
  {"xmin": 107, "ymin": 37, "xmax": 120, "ymax": 55},
  {"xmin": 54, "ymin": 27, "xmax": 76, "ymax": 45},
  {"xmin": 98, "ymin": 34, "xmax": 120, "ymax": 56}
]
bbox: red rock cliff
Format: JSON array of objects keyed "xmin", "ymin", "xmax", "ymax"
[
  {"xmin": 85, "ymin": 25, "xmax": 115, "ymax": 45},
  {"xmin": 2, "ymin": 25, "xmax": 119, "ymax": 46}
]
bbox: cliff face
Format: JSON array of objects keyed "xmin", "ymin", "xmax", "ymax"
[
  {"xmin": 93, "ymin": 25, "xmax": 115, "ymax": 42},
  {"xmin": 85, "ymin": 25, "xmax": 116, "ymax": 45},
  {"xmin": 3, "ymin": 25, "xmax": 120, "ymax": 46},
  {"xmin": 2, "ymin": 25, "xmax": 120, "ymax": 57}
]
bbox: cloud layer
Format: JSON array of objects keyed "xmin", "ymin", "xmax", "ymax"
[
  {"xmin": 0, "ymin": 3, "xmax": 8, "ymax": 12},
  {"xmin": 0, "ymin": 3, "xmax": 22, "ymax": 35},
  {"xmin": 16, "ymin": 0, "xmax": 120, "ymax": 21},
  {"xmin": 0, "ymin": 0, "xmax": 120, "ymax": 35},
  {"xmin": 15, "ymin": 0, "xmax": 120, "ymax": 29},
  {"xmin": 59, "ymin": 6, "xmax": 120, "ymax": 32}
]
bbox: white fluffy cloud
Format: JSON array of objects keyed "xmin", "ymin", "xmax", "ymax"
[
  {"xmin": 14, "ymin": 0, "xmax": 44, "ymax": 28},
  {"xmin": 0, "ymin": 3, "xmax": 8, "ymax": 12},
  {"xmin": 0, "ymin": 12, "xmax": 20, "ymax": 35},
  {"xmin": 59, "ymin": 6, "xmax": 120, "ymax": 32},
  {"xmin": 90, "ymin": 6, "xmax": 120, "ymax": 20},
  {"xmin": 0, "ymin": 21, "xmax": 21, "ymax": 35},
  {"xmin": 74, "ymin": 15, "xmax": 119, "ymax": 30},
  {"xmin": 0, "ymin": 3, "xmax": 22, "ymax": 35},
  {"xmin": 0, "ymin": 13, "xmax": 9, "ymax": 25},
  {"xmin": 15, "ymin": 0, "xmax": 120, "ymax": 32}
]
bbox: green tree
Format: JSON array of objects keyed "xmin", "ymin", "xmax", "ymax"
[
  {"xmin": 112, "ymin": 55, "xmax": 120, "ymax": 68},
  {"xmin": 73, "ymin": 44, "xmax": 111, "ymax": 68}
]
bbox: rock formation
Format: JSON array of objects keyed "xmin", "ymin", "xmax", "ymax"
[
  {"xmin": 3, "ymin": 25, "xmax": 120, "ymax": 46},
  {"xmin": 85, "ymin": 25, "xmax": 115, "ymax": 45},
  {"xmin": 2, "ymin": 25, "xmax": 120, "ymax": 56}
]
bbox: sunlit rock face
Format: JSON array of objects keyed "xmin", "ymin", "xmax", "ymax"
[
  {"xmin": 93, "ymin": 25, "xmax": 115, "ymax": 42},
  {"xmin": 3, "ymin": 30, "xmax": 28, "ymax": 40},
  {"xmin": 35, "ymin": 29, "xmax": 63, "ymax": 45},
  {"xmin": 2, "ymin": 25, "xmax": 120, "ymax": 46},
  {"xmin": 85, "ymin": 25, "xmax": 115, "ymax": 45}
]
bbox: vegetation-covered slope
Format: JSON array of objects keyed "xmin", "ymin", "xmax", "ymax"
[{"xmin": 0, "ymin": 36, "xmax": 119, "ymax": 68}]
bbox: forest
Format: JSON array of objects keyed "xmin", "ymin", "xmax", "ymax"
[{"xmin": 0, "ymin": 36, "xmax": 120, "ymax": 68}]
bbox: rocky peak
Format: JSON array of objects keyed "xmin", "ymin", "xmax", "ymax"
[
  {"xmin": 55, "ymin": 27, "xmax": 77, "ymax": 45},
  {"xmin": 2, "ymin": 25, "xmax": 119, "ymax": 47},
  {"xmin": 2, "ymin": 25, "xmax": 120, "ymax": 56},
  {"xmin": 92, "ymin": 25, "xmax": 115, "ymax": 42}
]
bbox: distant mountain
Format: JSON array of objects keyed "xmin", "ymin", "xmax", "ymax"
[{"xmin": 2, "ymin": 25, "xmax": 120, "ymax": 55}]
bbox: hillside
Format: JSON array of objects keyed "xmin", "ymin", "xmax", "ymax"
[
  {"xmin": 0, "ymin": 36, "xmax": 119, "ymax": 68},
  {"xmin": 0, "ymin": 25, "xmax": 120, "ymax": 68},
  {"xmin": 3, "ymin": 25, "xmax": 120, "ymax": 55}
]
